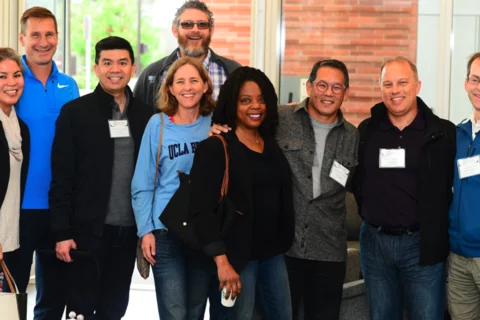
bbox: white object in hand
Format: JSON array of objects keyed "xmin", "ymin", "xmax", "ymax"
[
  {"xmin": 68, "ymin": 311, "xmax": 76, "ymax": 319},
  {"xmin": 221, "ymin": 287, "xmax": 237, "ymax": 307}
]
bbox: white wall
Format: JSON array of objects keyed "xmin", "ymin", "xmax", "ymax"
[{"xmin": 417, "ymin": 0, "xmax": 480, "ymax": 123}]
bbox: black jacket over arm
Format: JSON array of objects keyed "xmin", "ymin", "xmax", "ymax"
[
  {"xmin": 0, "ymin": 117, "xmax": 30, "ymax": 207},
  {"xmin": 353, "ymin": 97, "xmax": 456, "ymax": 266},
  {"xmin": 188, "ymin": 132, "xmax": 295, "ymax": 272},
  {"xmin": 49, "ymin": 84, "xmax": 153, "ymax": 242}
]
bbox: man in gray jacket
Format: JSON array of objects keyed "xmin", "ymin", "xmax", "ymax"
[
  {"xmin": 277, "ymin": 60, "xmax": 359, "ymax": 319},
  {"xmin": 133, "ymin": 0, "xmax": 240, "ymax": 109}
]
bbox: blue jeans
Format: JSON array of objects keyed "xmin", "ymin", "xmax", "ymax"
[
  {"xmin": 187, "ymin": 254, "xmax": 291, "ymax": 320},
  {"xmin": 360, "ymin": 221, "xmax": 446, "ymax": 320},
  {"xmin": 186, "ymin": 255, "xmax": 221, "ymax": 320},
  {"xmin": 152, "ymin": 230, "xmax": 187, "ymax": 320},
  {"xmin": 226, "ymin": 255, "xmax": 292, "ymax": 320}
]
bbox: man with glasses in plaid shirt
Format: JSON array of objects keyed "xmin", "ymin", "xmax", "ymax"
[{"xmin": 134, "ymin": 0, "xmax": 241, "ymax": 109}]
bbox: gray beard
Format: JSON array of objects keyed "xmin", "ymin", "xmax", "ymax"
[{"xmin": 181, "ymin": 46, "xmax": 207, "ymax": 58}]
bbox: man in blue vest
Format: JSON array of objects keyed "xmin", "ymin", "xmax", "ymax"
[{"xmin": 3, "ymin": 6, "xmax": 79, "ymax": 320}]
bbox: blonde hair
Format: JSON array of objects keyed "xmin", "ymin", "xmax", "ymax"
[{"xmin": 157, "ymin": 57, "xmax": 215, "ymax": 116}]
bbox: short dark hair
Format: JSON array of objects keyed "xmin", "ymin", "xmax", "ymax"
[
  {"xmin": 94, "ymin": 36, "xmax": 135, "ymax": 65},
  {"xmin": 213, "ymin": 67, "xmax": 279, "ymax": 138},
  {"xmin": 158, "ymin": 57, "xmax": 215, "ymax": 116},
  {"xmin": 20, "ymin": 6, "xmax": 58, "ymax": 34},
  {"xmin": 0, "ymin": 48, "xmax": 23, "ymax": 72},
  {"xmin": 308, "ymin": 59, "xmax": 350, "ymax": 88},
  {"xmin": 173, "ymin": 0, "xmax": 214, "ymax": 28},
  {"xmin": 467, "ymin": 52, "xmax": 480, "ymax": 78}
]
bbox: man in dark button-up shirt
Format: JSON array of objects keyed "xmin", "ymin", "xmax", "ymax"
[
  {"xmin": 361, "ymin": 111, "xmax": 425, "ymax": 229},
  {"xmin": 354, "ymin": 56, "xmax": 456, "ymax": 320}
]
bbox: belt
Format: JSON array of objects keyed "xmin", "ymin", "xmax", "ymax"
[{"xmin": 368, "ymin": 223, "xmax": 419, "ymax": 236}]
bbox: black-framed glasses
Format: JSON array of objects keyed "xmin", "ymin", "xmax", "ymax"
[
  {"xmin": 313, "ymin": 80, "xmax": 346, "ymax": 94},
  {"xmin": 179, "ymin": 21, "xmax": 210, "ymax": 30},
  {"xmin": 467, "ymin": 76, "xmax": 480, "ymax": 85}
]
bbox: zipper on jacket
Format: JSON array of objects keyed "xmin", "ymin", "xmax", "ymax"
[{"xmin": 456, "ymin": 141, "xmax": 472, "ymax": 251}]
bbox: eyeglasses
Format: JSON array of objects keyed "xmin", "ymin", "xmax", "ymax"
[
  {"xmin": 179, "ymin": 21, "xmax": 210, "ymax": 30},
  {"xmin": 467, "ymin": 76, "xmax": 480, "ymax": 85},
  {"xmin": 312, "ymin": 80, "xmax": 346, "ymax": 94}
]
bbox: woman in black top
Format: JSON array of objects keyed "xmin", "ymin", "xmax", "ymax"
[{"xmin": 187, "ymin": 67, "xmax": 294, "ymax": 319}]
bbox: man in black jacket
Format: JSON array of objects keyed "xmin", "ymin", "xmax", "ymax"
[
  {"xmin": 133, "ymin": 0, "xmax": 240, "ymax": 109},
  {"xmin": 354, "ymin": 56, "xmax": 456, "ymax": 320},
  {"xmin": 49, "ymin": 36, "xmax": 152, "ymax": 319}
]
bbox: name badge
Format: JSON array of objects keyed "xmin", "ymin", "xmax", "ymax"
[
  {"xmin": 108, "ymin": 120, "xmax": 130, "ymax": 138},
  {"xmin": 379, "ymin": 149, "xmax": 405, "ymax": 168},
  {"xmin": 457, "ymin": 155, "xmax": 480, "ymax": 179},
  {"xmin": 329, "ymin": 160, "xmax": 350, "ymax": 187}
]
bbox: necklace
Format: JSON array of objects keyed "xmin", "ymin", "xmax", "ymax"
[{"xmin": 238, "ymin": 127, "xmax": 259, "ymax": 144}]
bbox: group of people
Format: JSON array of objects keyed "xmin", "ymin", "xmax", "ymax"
[{"xmin": 0, "ymin": 1, "xmax": 479, "ymax": 320}]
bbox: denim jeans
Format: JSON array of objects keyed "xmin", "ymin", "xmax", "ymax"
[
  {"xmin": 187, "ymin": 254, "xmax": 291, "ymax": 320},
  {"xmin": 152, "ymin": 229, "xmax": 187, "ymax": 320},
  {"xmin": 3, "ymin": 209, "xmax": 66, "ymax": 320},
  {"xmin": 225, "ymin": 254, "xmax": 292, "ymax": 320},
  {"xmin": 360, "ymin": 221, "xmax": 446, "ymax": 320},
  {"xmin": 186, "ymin": 255, "xmax": 221, "ymax": 320}
]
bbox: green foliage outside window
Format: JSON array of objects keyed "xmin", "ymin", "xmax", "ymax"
[{"xmin": 70, "ymin": 0, "xmax": 166, "ymax": 89}]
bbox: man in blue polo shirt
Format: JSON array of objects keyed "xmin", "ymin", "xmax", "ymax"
[{"xmin": 4, "ymin": 6, "xmax": 79, "ymax": 320}]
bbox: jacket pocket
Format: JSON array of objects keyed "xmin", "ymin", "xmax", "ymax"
[{"xmin": 278, "ymin": 138, "xmax": 303, "ymax": 152}]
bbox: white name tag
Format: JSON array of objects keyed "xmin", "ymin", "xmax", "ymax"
[
  {"xmin": 379, "ymin": 148, "xmax": 405, "ymax": 168},
  {"xmin": 108, "ymin": 120, "xmax": 130, "ymax": 138},
  {"xmin": 457, "ymin": 155, "xmax": 480, "ymax": 179},
  {"xmin": 329, "ymin": 160, "xmax": 350, "ymax": 187}
]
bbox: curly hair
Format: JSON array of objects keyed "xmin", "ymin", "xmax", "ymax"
[
  {"xmin": 212, "ymin": 67, "xmax": 279, "ymax": 138},
  {"xmin": 157, "ymin": 57, "xmax": 215, "ymax": 116},
  {"xmin": 173, "ymin": 1, "xmax": 214, "ymax": 29}
]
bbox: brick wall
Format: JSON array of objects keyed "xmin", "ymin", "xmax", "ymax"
[
  {"xmin": 204, "ymin": 0, "xmax": 251, "ymax": 66},
  {"xmin": 282, "ymin": 0, "xmax": 419, "ymax": 126}
]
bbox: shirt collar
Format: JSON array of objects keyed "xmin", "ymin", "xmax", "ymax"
[
  {"xmin": 111, "ymin": 88, "xmax": 130, "ymax": 117},
  {"xmin": 470, "ymin": 112, "xmax": 480, "ymax": 136},
  {"xmin": 21, "ymin": 54, "xmax": 58, "ymax": 79},
  {"xmin": 380, "ymin": 109, "xmax": 426, "ymax": 132},
  {"xmin": 294, "ymin": 98, "xmax": 345, "ymax": 126}
]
